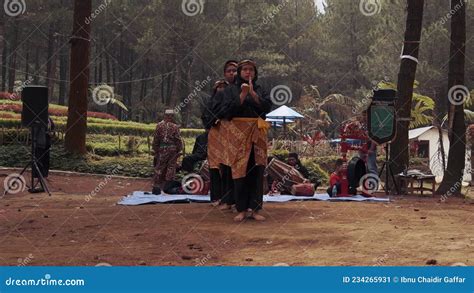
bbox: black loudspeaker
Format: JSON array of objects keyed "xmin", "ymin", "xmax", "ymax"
[
  {"xmin": 21, "ymin": 86, "xmax": 49, "ymax": 127},
  {"xmin": 373, "ymin": 89, "xmax": 397, "ymax": 102}
]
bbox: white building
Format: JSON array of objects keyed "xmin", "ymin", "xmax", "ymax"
[{"xmin": 408, "ymin": 126, "xmax": 471, "ymax": 183}]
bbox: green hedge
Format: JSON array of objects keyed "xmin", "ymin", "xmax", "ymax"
[
  {"xmin": 301, "ymin": 158, "xmax": 330, "ymax": 184},
  {"xmin": 0, "ymin": 144, "xmax": 154, "ymax": 178},
  {"xmin": 0, "ymin": 118, "xmax": 205, "ymax": 137}
]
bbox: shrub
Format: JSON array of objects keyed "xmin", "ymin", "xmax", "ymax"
[
  {"xmin": 0, "ymin": 100, "xmax": 118, "ymax": 120},
  {"xmin": 270, "ymin": 149, "xmax": 289, "ymax": 161},
  {"xmin": 0, "ymin": 92, "xmax": 19, "ymax": 100},
  {"xmin": 0, "ymin": 111, "xmax": 20, "ymax": 119},
  {"xmin": 301, "ymin": 158, "xmax": 329, "ymax": 185},
  {"xmin": 0, "ymin": 144, "xmax": 154, "ymax": 178},
  {"xmin": 0, "ymin": 118, "xmax": 205, "ymax": 137}
]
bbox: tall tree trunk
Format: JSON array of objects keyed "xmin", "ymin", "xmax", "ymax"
[
  {"xmin": 389, "ymin": 0, "xmax": 424, "ymax": 191},
  {"xmin": 433, "ymin": 87, "xmax": 446, "ymax": 172},
  {"xmin": 24, "ymin": 43, "xmax": 29, "ymax": 81},
  {"xmin": 58, "ymin": 36, "xmax": 69, "ymax": 105},
  {"xmin": 94, "ymin": 43, "xmax": 98, "ymax": 84},
  {"xmin": 46, "ymin": 21, "xmax": 57, "ymax": 95},
  {"xmin": 33, "ymin": 47, "xmax": 40, "ymax": 84},
  {"xmin": 7, "ymin": 19, "xmax": 19, "ymax": 92},
  {"xmin": 104, "ymin": 40, "xmax": 111, "ymax": 84},
  {"xmin": 98, "ymin": 46, "xmax": 103, "ymax": 84},
  {"xmin": 64, "ymin": 0, "xmax": 92, "ymax": 154},
  {"xmin": 436, "ymin": 0, "xmax": 466, "ymax": 195},
  {"xmin": 0, "ymin": 16, "xmax": 6, "ymax": 92}
]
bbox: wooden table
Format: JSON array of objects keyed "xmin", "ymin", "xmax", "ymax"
[{"xmin": 398, "ymin": 174, "xmax": 436, "ymax": 196}]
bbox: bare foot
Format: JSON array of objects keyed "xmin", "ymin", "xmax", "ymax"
[
  {"xmin": 233, "ymin": 212, "xmax": 246, "ymax": 222},
  {"xmin": 211, "ymin": 201, "xmax": 220, "ymax": 207},
  {"xmin": 250, "ymin": 211, "xmax": 266, "ymax": 221},
  {"xmin": 219, "ymin": 204, "xmax": 232, "ymax": 211}
]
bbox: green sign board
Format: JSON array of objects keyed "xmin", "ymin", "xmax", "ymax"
[{"xmin": 368, "ymin": 104, "xmax": 396, "ymax": 144}]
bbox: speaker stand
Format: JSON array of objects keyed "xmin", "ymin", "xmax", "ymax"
[
  {"xmin": 3, "ymin": 124, "xmax": 51, "ymax": 197},
  {"xmin": 378, "ymin": 143, "xmax": 399, "ymax": 195}
]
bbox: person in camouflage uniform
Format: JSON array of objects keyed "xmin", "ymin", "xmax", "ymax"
[{"xmin": 152, "ymin": 109, "xmax": 183, "ymax": 194}]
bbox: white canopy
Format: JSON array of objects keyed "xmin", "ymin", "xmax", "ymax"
[
  {"xmin": 265, "ymin": 118, "xmax": 295, "ymax": 123},
  {"xmin": 266, "ymin": 105, "xmax": 304, "ymax": 119}
]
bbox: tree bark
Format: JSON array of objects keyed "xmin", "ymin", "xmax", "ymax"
[
  {"xmin": 0, "ymin": 16, "xmax": 6, "ymax": 92},
  {"xmin": 46, "ymin": 21, "xmax": 57, "ymax": 96},
  {"xmin": 64, "ymin": 0, "xmax": 92, "ymax": 154},
  {"xmin": 24, "ymin": 42, "xmax": 29, "ymax": 81},
  {"xmin": 389, "ymin": 0, "xmax": 425, "ymax": 191},
  {"xmin": 436, "ymin": 0, "xmax": 467, "ymax": 195},
  {"xmin": 58, "ymin": 35, "xmax": 69, "ymax": 105},
  {"xmin": 7, "ymin": 19, "xmax": 19, "ymax": 93},
  {"xmin": 33, "ymin": 46, "xmax": 40, "ymax": 84}
]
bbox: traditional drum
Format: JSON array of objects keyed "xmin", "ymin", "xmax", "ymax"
[
  {"xmin": 265, "ymin": 158, "xmax": 306, "ymax": 192},
  {"xmin": 291, "ymin": 183, "xmax": 315, "ymax": 196}
]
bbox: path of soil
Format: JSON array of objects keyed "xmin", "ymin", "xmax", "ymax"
[{"xmin": 1, "ymin": 169, "xmax": 472, "ymax": 266}]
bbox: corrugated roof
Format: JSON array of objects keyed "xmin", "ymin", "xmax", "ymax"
[{"xmin": 408, "ymin": 126, "xmax": 435, "ymax": 140}]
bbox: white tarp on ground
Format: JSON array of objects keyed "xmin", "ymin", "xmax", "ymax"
[{"xmin": 117, "ymin": 192, "xmax": 390, "ymax": 206}]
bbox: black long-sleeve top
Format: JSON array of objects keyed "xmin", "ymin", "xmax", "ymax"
[{"xmin": 214, "ymin": 76, "xmax": 272, "ymax": 120}]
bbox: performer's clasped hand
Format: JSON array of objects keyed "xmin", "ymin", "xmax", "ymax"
[{"xmin": 240, "ymin": 78, "xmax": 260, "ymax": 104}]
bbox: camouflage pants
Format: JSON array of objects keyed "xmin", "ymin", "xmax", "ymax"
[{"xmin": 153, "ymin": 148, "xmax": 179, "ymax": 187}]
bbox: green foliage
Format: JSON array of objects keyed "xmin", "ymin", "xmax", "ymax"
[
  {"xmin": 0, "ymin": 117, "xmax": 204, "ymax": 137},
  {"xmin": 301, "ymin": 158, "xmax": 329, "ymax": 184},
  {"xmin": 0, "ymin": 144, "xmax": 154, "ymax": 178},
  {"xmin": 375, "ymin": 80, "xmax": 435, "ymax": 128},
  {"xmin": 270, "ymin": 149, "xmax": 289, "ymax": 161}
]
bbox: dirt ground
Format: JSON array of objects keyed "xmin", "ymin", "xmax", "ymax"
[{"xmin": 0, "ymin": 168, "xmax": 473, "ymax": 266}]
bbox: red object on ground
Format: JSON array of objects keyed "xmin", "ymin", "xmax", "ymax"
[
  {"xmin": 291, "ymin": 183, "xmax": 315, "ymax": 196},
  {"xmin": 337, "ymin": 120, "xmax": 370, "ymax": 197},
  {"xmin": 339, "ymin": 168, "xmax": 350, "ymax": 197}
]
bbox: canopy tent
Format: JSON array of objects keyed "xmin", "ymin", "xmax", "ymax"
[
  {"xmin": 266, "ymin": 105, "xmax": 304, "ymax": 135},
  {"xmin": 266, "ymin": 118, "xmax": 295, "ymax": 123},
  {"xmin": 266, "ymin": 105, "xmax": 304, "ymax": 119},
  {"xmin": 266, "ymin": 118, "xmax": 295, "ymax": 128}
]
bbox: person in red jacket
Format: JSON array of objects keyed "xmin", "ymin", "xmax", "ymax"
[{"xmin": 327, "ymin": 159, "xmax": 344, "ymax": 197}]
